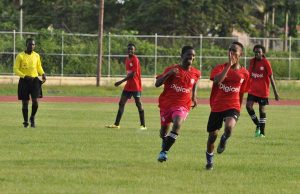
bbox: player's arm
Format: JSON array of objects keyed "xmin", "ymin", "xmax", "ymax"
[
  {"xmin": 155, "ymin": 68, "xmax": 178, "ymax": 87},
  {"xmin": 239, "ymin": 92, "xmax": 245, "ymax": 107},
  {"xmin": 191, "ymin": 81, "xmax": 198, "ymax": 109},
  {"xmin": 213, "ymin": 65, "xmax": 230, "ymax": 84},
  {"xmin": 213, "ymin": 52, "xmax": 236, "ymax": 84},
  {"xmin": 114, "ymin": 71, "xmax": 135, "ymax": 87},
  {"xmin": 13, "ymin": 55, "xmax": 26, "ymax": 78},
  {"xmin": 36, "ymin": 54, "xmax": 46, "ymax": 83},
  {"xmin": 270, "ymin": 75, "xmax": 279, "ymax": 101}
]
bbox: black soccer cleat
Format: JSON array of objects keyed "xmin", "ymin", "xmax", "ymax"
[
  {"xmin": 30, "ymin": 117, "xmax": 35, "ymax": 128},
  {"xmin": 205, "ymin": 163, "xmax": 213, "ymax": 170},
  {"xmin": 217, "ymin": 139, "xmax": 227, "ymax": 154},
  {"xmin": 23, "ymin": 122, "xmax": 29, "ymax": 128}
]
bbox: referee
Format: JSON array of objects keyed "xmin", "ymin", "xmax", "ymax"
[{"xmin": 13, "ymin": 38, "xmax": 46, "ymax": 128}]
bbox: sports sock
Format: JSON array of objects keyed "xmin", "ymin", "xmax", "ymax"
[
  {"xmin": 114, "ymin": 109, "xmax": 124, "ymax": 126},
  {"xmin": 259, "ymin": 113, "xmax": 266, "ymax": 135},
  {"xmin": 161, "ymin": 136, "xmax": 166, "ymax": 149},
  {"xmin": 220, "ymin": 133, "xmax": 228, "ymax": 144},
  {"xmin": 206, "ymin": 151, "xmax": 214, "ymax": 164},
  {"xmin": 247, "ymin": 109, "xmax": 259, "ymax": 127},
  {"xmin": 22, "ymin": 107, "xmax": 28, "ymax": 123},
  {"xmin": 138, "ymin": 110, "xmax": 145, "ymax": 127},
  {"xmin": 162, "ymin": 131, "xmax": 178, "ymax": 152},
  {"xmin": 30, "ymin": 103, "xmax": 38, "ymax": 119}
]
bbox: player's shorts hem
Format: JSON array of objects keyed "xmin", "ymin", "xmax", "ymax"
[
  {"xmin": 247, "ymin": 94, "xmax": 269, "ymax": 105},
  {"xmin": 122, "ymin": 90, "xmax": 142, "ymax": 99}
]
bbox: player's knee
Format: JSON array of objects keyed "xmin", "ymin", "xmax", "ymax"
[
  {"xmin": 246, "ymin": 105, "xmax": 252, "ymax": 111},
  {"xmin": 259, "ymin": 108, "xmax": 266, "ymax": 115},
  {"xmin": 118, "ymin": 102, "xmax": 125, "ymax": 108},
  {"xmin": 208, "ymin": 133, "xmax": 217, "ymax": 144},
  {"xmin": 135, "ymin": 102, "xmax": 142, "ymax": 109},
  {"xmin": 160, "ymin": 130, "xmax": 166, "ymax": 139},
  {"xmin": 22, "ymin": 101, "xmax": 29, "ymax": 109},
  {"xmin": 32, "ymin": 101, "xmax": 38, "ymax": 107}
]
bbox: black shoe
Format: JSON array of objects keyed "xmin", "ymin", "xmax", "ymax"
[
  {"xmin": 217, "ymin": 140, "xmax": 226, "ymax": 154},
  {"xmin": 30, "ymin": 117, "xmax": 35, "ymax": 128},
  {"xmin": 23, "ymin": 122, "xmax": 29, "ymax": 128},
  {"xmin": 205, "ymin": 163, "xmax": 213, "ymax": 170}
]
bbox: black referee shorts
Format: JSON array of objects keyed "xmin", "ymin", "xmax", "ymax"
[{"xmin": 18, "ymin": 77, "xmax": 43, "ymax": 100}]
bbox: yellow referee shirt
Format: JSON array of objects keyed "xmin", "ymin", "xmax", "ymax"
[{"xmin": 13, "ymin": 51, "xmax": 45, "ymax": 78}]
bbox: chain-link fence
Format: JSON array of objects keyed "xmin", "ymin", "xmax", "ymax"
[{"xmin": 1, "ymin": 30, "xmax": 300, "ymax": 79}]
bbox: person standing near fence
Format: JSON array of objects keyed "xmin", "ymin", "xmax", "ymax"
[
  {"xmin": 105, "ymin": 43, "xmax": 147, "ymax": 130},
  {"xmin": 13, "ymin": 38, "xmax": 46, "ymax": 128},
  {"xmin": 155, "ymin": 45, "xmax": 201, "ymax": 162},
  {"xmin": 246, "ymin": 44, "xmax": 279, "ymax": 137},
  {"xmin": 205, "ymin": 41, "xmax": 250, "ymax": 170}
]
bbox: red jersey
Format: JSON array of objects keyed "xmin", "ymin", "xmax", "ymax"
[
  {"xmin": 210, "ymin": 63, "xmax": 250, "ymax": 112},
  {"xmin": 124, "ymin": 55, "xmax": 142, "ymax": 92},
  {"xmin": 248, "ymin": 57, "xmax": 273, "ymax": 98},
  {"xmin": 157, "ymin": 64, "xmax": 201, "ymax": 111}
]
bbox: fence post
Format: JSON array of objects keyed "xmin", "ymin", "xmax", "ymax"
[
  {"xmin": 108, "ymin": 32, "xmax": 111, "ymax": 77},
  {"xmin": 13, "ymin": 30, "xmax": 16, "ymax": 70},
  {"xmin": 154, "ymin": 33, "xmax": 158, "ymax": 77},
  {"xmin": 244, "ymin": 38, "xmax": 247, "ymax": 68},
  {"xmin": 61, "ymin": 31, "xmax": 64, "ymax": 76},
  {"xmin": 288, "ymin": 36, "xmax": 291, "ymax": 80},
  {"xmin": 199, "ymin": 34, "xmax": 203, "ymax": 72}
]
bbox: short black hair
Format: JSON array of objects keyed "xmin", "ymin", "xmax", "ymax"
[
  {"xmin": 127, "ymin": 43, "xmax": 136, "ymax": 48},
  {"xmin": 26, "ymin": 38, "xmax": 34, "ymax": 46},
  {"xmin": 181, "ymin": 45, "xmax": 194, "ymax": 55},
  {"xmin": 232, "ymin": 41, "xmax": 244, "ymax": 50},
  {"xmin": 253, "ymin": 44, "xmax": 266, "ymax": 53}
]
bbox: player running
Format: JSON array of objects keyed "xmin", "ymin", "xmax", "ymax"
[
  {"xmin": 205, "ymin": 41, "xmax": 250, "ymax": 170},
  {"xmin": 246, "ymin": 44, "xmax": 279, "ymax": 137},
  {"xmin": 156, "ymin": 46, "xmax": 201, "ymax": 162}
]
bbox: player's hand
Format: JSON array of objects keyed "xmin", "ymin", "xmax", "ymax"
[
  {"xmin": 191, "ymin": 99, "xmax": 197, "ymax": 109},
  {"xmin": 168, "ymin": 68, "xmax": 179, "ymax": 75},
  {"xmin": 229, "ymin": 51, "xmax": 237, "ymax": 66},
  {"xmin": 114, "ymin": 81, "xmax": 122, "ymax": 87},
  {"xmin": 42, "ymin": 74, "xmax": 46, "ymax": 83}
]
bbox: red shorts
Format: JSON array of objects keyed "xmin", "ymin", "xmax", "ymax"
[{"xmin": 160, "ymin": 106, "xmax": 189, "ymax": 126}]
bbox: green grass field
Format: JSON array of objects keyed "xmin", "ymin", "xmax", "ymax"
[{"xmin": 0, "ymin": 102, "xmax": 299, "ymax": 193}]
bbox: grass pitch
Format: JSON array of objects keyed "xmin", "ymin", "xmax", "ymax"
[{"xmin": 0, "ymin": 102, "xmax": 299, "ymax": 193}]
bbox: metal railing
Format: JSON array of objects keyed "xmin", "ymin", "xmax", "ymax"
[{"xmin": 1, "ymin": 30, "xmax": 300, "ymax": 79}]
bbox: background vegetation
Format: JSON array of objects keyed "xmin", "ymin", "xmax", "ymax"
[
  {"xmin": 1, "ymin": 0, "xmax": 299, "ymax": 37},
  {"xmin": 1, "ymin": 1, "xmax": 300, "ymax": 79}
]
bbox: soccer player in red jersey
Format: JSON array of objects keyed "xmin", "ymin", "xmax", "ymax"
[
  {"xmin": 105, "ymin": 43, "xmax": 146, "ymax": 130},
  {"xmin": 156, "ymin": 46, "xmax": 201, "ymax": 162},
  {"xmin": 246, "ymin": 44, "xmax": 279, "ymax": 137},
  {"xmin": 205, "ymin": 42, "xmax": 250, "ymax": 170}
]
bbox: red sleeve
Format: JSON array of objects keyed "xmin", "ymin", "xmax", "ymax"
[{"xmin": 156, "ymin": 65, "xmax": 175, "ymax": 79}]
